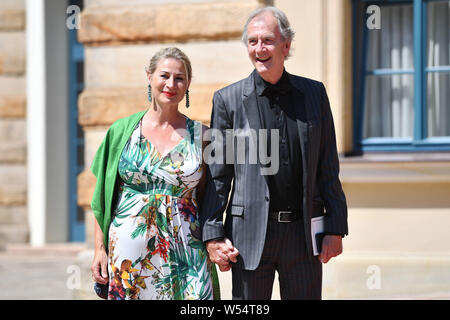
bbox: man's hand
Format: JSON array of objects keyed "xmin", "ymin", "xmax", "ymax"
[
  {"xmin": 318, "ymin": 235, "xmax": 343, "ymax": 264},
  {"xmin": 206, "ymin": 238, "xmax": 239, "ymax": 272}
]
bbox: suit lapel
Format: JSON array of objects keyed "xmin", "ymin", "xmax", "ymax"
[
  {"xmin": 297, "ymin": 116, "xmax": 309, "ymax": 186},
  {"xmin": 290, "ymin": 75, "xmax": 310, "ymax": 189},
  {"xmin": 242, "ymin": 70, "xmax": 262, "ymax": 133},
  {"xmin": 290, "ymin": 76, "xmax": 314, "ymax": 254},
  {"xmin": 242, "ymin": 71, "xmax": 269, "ymax": 184}
]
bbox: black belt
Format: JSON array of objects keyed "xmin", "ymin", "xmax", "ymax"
[{"xmin": 269, "ymin": 210, "xmax": 300, "ymax": 223}]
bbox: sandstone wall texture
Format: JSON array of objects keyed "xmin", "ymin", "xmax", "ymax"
[{"xmin": 0, "ymin": 0, "xmax": 28, "ymax": 250}]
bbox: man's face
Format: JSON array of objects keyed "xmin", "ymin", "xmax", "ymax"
[{"xmin": 246, "ymin": 12, "xmax": 291, "ymax": 84}]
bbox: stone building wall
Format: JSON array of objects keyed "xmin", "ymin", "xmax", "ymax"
[{"xmin": 0, "ymin": 0, "xmax": 28, "ymax": 250}]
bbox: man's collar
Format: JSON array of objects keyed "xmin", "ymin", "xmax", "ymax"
[{"xmin": 254, "ymin": 69, "xmax": 292, "ymax": 96}]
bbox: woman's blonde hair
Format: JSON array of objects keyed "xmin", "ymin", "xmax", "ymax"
[{"xmin": 145, "ymin": 47, "xmax": 192, "ymax": 82}]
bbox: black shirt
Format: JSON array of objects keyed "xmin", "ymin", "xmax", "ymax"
[{"xmin": 254, "ymin": 69, "xmax": 303, "ymax": 213}]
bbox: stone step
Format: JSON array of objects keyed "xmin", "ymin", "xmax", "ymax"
[{"xmin": 4, "ymin": 242, "xmax": 88, "ymax": 257}]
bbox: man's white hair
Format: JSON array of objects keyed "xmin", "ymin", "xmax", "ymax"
[{"xmin": 241, "ymin": 6, "xmax": 295, "ymax": 59}]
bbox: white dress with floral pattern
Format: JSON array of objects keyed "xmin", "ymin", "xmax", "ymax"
[{"xmin": 107, "ymin": 117, "xmax": 213, "ymax": 300}]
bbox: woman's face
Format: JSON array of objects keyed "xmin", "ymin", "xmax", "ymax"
[{"xmin": 148, "ymin": 57, "xmax": 189, "ymax": 108}]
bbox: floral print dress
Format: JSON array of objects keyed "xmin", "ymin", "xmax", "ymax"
[{"xmin": 107, "ymin": 117, "xmax": 214, "ymax": 300}]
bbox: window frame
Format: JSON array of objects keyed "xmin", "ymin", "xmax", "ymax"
[
  {"xmin": 352, "ymin": 0, "xmax": 450, "ymax": 152},
  {"xmin": 68, "ymin": 0, "xmax": 85, "ymax": 242}
]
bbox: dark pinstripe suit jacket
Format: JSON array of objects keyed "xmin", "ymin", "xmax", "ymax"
[{"xmin": 201, "ymin": 70, "xmax": 348, "ymax": 271}]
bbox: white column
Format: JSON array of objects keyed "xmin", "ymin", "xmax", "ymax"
[
  {"xmin": 26, "ymin": 0, "xmax": 70, "ymax": 245},
  {"xmin": 45, "ymin": 0, "xmax": 69, "ymax": 242},
  {"xmin": 26, "ymin": 0, "xmax": 47, "ymax": 246}
]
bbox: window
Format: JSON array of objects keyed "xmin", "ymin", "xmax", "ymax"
[
  {"xmin": 68, "ymin": 0, "xmax": 85, "ymax": 241},
  {"xmin": 353, "ymin": 0, "xmax": 450, "ymax": 152}
]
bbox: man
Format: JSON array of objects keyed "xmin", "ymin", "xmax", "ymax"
[{"xmin": 201, "ymin": 6, "xmax": 348, "ymax": 300}]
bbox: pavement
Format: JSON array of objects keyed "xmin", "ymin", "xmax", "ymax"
[
  {"xmin": 0, "ymin": 243, "xmax": 276, "ymax": 300},
  {"xmin": 0, "ymin": 243, "xmax": 87, "ymax": 300},
  {"xmin": 0, "ymin": 243, "xmax": 449, "ymax": 300}
]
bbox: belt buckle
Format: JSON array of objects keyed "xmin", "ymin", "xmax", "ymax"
[{"xmin": 277, "ymin": 211, "xmax": 292, "ymax": 223}]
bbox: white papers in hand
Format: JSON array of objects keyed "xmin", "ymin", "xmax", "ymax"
[{"xmin": 311, "ymin": 216, "xmax": 324, "ymax": 256}]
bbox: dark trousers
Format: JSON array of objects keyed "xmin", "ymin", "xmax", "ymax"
[{"xmin": 231, "ymin": 218, "xmax": 322, "ymax": 300}]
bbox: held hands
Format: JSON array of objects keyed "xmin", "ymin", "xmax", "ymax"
[
  {"xmin": 206, "ymin": 238, "xmax": 239, "ymax": 272},
  {"xmin": 318, "ymin": 235, "xmax": 343, "ymax": 264},
  {"xmin": 91, "ymin": 248, "xmax": 109, "ymax": 284}
]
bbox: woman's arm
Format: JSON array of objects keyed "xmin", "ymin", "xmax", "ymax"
[{"xmin": 91, "ymin": 219, "xmax": 109, "ymax": 284}]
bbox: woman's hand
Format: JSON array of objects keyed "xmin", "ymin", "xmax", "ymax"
[
  {"xmin": 92, "ymin": 219, "xmax": 108, "ymax": 284},
  {"xmin": 91, "ymin": 247, "xmax": 108, "ymax": 284}
]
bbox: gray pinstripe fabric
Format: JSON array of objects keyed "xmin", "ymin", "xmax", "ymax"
[
  {"xmin": 200, "ymin": 70, "xmax": 348, "ymax": 274},
  {"xmin": 232, "ymin": 219, "xmax": 322, "ymax": 300}
]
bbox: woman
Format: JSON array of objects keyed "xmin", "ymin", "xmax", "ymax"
[{"xmin": 90, "ymin": 47, "xmax": 219, "ymax": 300}]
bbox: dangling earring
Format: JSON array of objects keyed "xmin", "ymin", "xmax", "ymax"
[
  {"xmin": 185, "ymin": 89, "xmax": 190, "ymax": 108},
  {"xmin": 147, "ymin": 84, "xmax": 152, "ymax": 103}
]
